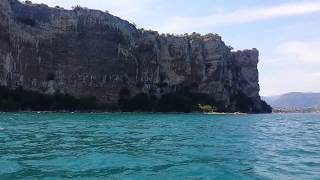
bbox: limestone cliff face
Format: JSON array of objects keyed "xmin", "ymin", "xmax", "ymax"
[{"xmin": 0, "ymin": 0, "xmax": 271, "ymax": 113}]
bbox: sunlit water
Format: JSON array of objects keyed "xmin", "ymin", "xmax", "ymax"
[{"xmin": 0, "ymin": 113, "xmax": 319, "ymax": 179}]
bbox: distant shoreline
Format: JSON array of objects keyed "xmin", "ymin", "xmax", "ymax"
[
  {"xmin": 0, "ymin": 110, "xmax": 250, "ymax": 115},
  {"xmin": 1, "ymin": 111, "xmax": 319, "ymax": 115}
]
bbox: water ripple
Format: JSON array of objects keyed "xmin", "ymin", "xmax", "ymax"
[{"xmin": 0, "ymin": 113, "xmax": 320, "ymax": 179}]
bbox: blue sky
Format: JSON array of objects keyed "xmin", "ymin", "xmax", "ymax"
[{"xmin": 30, "ymin": 0, "xmax": 320, "ymax": 96}]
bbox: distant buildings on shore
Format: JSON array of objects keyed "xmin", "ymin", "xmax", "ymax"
[{"xmin": 273, "ymin": 107, "xmax": 320, "ymax": 113}]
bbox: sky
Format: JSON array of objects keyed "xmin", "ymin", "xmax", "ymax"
[{"xmin": 29, "ymin": 0, "xmax": 320, "ymax": 96}]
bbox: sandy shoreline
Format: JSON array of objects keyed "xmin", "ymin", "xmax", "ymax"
[{"xmin": 205, "ymin": 112, "xmax": 248, "ymax": 115}]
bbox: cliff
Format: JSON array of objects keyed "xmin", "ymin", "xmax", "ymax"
[{"xmin": 0, "ymin": 0, "xmax": 271, "ymax": 113}]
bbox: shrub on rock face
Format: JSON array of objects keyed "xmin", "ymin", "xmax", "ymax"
[
  {"xmin": 155, "ymin": 91, "xmax": 220, "ymax": 113},
  {"xmin": 24, "ymin": 0, "xmax": 32, "ymax": 5},
  {"xmin": 54, "ymin": 6, "xmax": 64, "ymax": 9},
  {"xmin": 198, "ymin": 104, "xmax": 217, "ymax": 113},
  {"xmin": 72, "ymin": 5, "xmax": 88, "ymax": 11},
  {"xmin": 117, "ymin": 86, "xmax": 220, "ymax": 113},
  {"xmin": 189, "ymin": 32, "xmax": 202, "ymax": 39}
]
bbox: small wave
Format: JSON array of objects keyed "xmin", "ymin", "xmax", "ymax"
[{"xmin": 0, "ymin": 127, "xmax": 4, "ymax": 131}]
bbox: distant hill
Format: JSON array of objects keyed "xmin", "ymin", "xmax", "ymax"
[{"xmin": 263, "ymin": 92, "xmax": 320, "ymax": 108}]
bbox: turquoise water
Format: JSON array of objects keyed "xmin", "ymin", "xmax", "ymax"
[{"xmin": 0, "ymin": 113, "xmax": 319, "ymax": 179}]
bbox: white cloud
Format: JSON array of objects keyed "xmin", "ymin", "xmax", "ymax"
[
  {"xmin": 260, "ymin": 70, "xmax": 320, "ymax": 96},
  {"xmin": 154, "ymin": 2, "xmax": 320, "ymax": 33},
  {"xmin": 276, "ymin": 40, "xmax": 320, "ymax": 63},
  {"xmin": 263, "ymin": 39, "xmax": 320, "ymax": 65},
  {"xmin": 259, "ymin": 39, "xmax": 320, "ymax": 95}
]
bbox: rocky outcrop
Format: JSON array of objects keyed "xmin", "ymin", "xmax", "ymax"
[{"xmin": 0, "ymin": 0, "xmax": 271, "ymax": 113}]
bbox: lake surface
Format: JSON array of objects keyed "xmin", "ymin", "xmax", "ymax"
[{"xmin": 0, "ymin": 113, "xmax": 319, "ymax": 179}]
